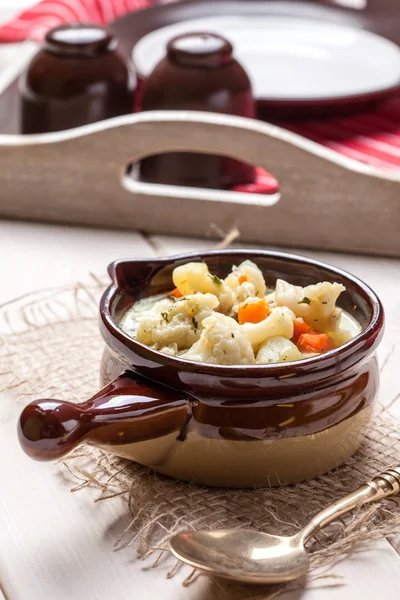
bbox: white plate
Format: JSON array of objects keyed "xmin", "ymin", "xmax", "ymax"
[{"xmin": 132, "ymin": 15, "xmax": 400, "ymax": 102}]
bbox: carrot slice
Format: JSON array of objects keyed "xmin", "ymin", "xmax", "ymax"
[
  {"xmin": 297, "ymin": 333, "xmax": 334, "ymax": 354},
  {"xmin": 238, "ymin": 274, "xmax": 248, "ymax": 285},
  {"xmin": 238, "ymin": 299, "xmax": 271, "ymax": 324},
  {"xmin": 169, "ymin": 288, "xmax": 183, "ymax": 298},
  {"xmin": 291, "ymin": 319, "xmax": 312, "ymax": 342}
]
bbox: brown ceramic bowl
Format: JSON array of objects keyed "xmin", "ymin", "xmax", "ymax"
[
  {"xmin": 20, "ymin": 23, "xmax": 134, "ymax": 134},
  {"xmin": 18, "ymin": 250, "xmax": 384, "ymax": 488}
]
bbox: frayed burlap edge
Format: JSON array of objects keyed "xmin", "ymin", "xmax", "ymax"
[{"xmin": 0, "ymin": 275, "xmax": 399, "ymax": 599}]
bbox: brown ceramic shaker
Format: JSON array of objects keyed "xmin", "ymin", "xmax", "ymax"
[
  {"xmin": 20, "ymin": 23, "xmax": 134, "ymax": 134},
  {"xmin": 138, "ymin": 32, "xmax": 256, "ymax": 189}
]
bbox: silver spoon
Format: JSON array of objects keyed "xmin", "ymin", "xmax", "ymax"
[{"xmin": 169, "ymin": 467, "xmax": 400, "ymax": 585}]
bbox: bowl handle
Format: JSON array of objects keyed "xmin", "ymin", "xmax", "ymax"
[{"xmin": 17, "ymin": 373, "xmax": 191, "ymax": 461}]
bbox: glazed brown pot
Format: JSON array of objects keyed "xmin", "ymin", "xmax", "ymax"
[
  {"xmin": 20, "ymin": 23, "xmax": 134, "ymax": 134},
  {"xmin": 18, "ymin": 250, "xmax": 384, "ymax": 488}
]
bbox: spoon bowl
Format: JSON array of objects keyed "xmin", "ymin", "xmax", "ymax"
[
  {"xmin": 169, "ymin": 529, "xmax": 309, "ymax": 584},
  {"xmin": 169, "ymin": 467, "xmax": 400, "ymax": 585}
]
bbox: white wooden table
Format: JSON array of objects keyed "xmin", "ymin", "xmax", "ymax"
[
  {"xmin": 1, "ymin": 219, "xmax": 400, "ymax": 600},
  {"xmin": 0, "ymin": 5, "xmax": 399, "ymax": 597}
]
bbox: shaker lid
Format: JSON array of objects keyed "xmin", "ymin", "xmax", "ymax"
[
  {"xmin": 45, "ymin": 23, "xmax": 118, "ymax": 58},
  {"xmin": 167, "ymin": 33, "xmax": 233, "ymax": 68}
]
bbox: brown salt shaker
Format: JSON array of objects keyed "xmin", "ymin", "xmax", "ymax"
[
  {"xmin": 138, "ymin": 32, "xmax": 256, "ymax": 189},
  {"xmin": 20, "ymin": 23, "xmax": 134, "ymax": 134}
]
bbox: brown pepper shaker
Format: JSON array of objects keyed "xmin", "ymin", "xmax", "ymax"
[
  {"xmin": 138, "ymin": 32, "xmax": 256, "ymax": 189},
  {"xmin": 20, "ymin": 23, "xmax": 134, "ymax": 134}
]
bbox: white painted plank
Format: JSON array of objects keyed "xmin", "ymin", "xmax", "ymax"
[
  {"xmin": 1, "ymin": 224, "xmax": 399, "ymax": 600},
  {"xmin": 1, "ymin": 384, "xmax": 400, "ymax": 600},
  {"xmin": 0, "ymin": 221, "xmax": 159, "ymax": 600},
  {"xmin": 0, "ymin": 389, "xmax": 219, "ymax": 600},
  {"xmin": 0, "ymin": 220, "xmax": 152, "ymax": 304},
  {"xmin": 277, "ymin": 540, "xmax": 400, "ymax": 600}
]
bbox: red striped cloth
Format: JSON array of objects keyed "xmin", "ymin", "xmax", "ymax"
[
  {"xmin": 280, "ymin": 96, "xmax": 400, "ymax": 170},
  {"xmin": 0, "ymin": 1, "xmax": 154, "ymax": 42},
  {"xmin": 0, "ymin": 0, "xmax": 399, "ymax": 180}
]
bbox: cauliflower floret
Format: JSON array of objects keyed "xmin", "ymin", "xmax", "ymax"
[
  {"xmin": 275, "ymin": 279, "xmax": 345, "ymax": 333},
  {"xmin": 256, "ymin": 336, "xmax": 303, "ymax": 364},
  {"xmin": 173, "ymin": 262, "xmax": 234, "ymax": 313},
  {"xmin": 159, "ymin": 343, "xmax": 179, "ymax": 357},
  {"xmin": 235, "ymin": 282, "xmax": 259, "ymax": 304},
  {"xmin": 241, "ymin": 306, "xmax": 295, "ymax": 349},
  {"xmin": 136, "ymin": 312, "xmax": 196, "ymax": 349},
  {"xmin": 181, "ymin": 313, "xmax": 255, "ymax": 365},
  {"xmin": 225, "ymin": 260, "xmax": 267, "ymax": 303},
  {"xmin": 136, "ymin": 293, "xmax": 219, "ymax": 350},
  {"xmin": 230, "ymin": 285, "xmax": 260, "ymax": 320},
  {"xmin": 167, "ymin": 293, "xmax": 219, "ymax": 321}
]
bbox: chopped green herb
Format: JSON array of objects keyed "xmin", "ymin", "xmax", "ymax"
[
  {"xmin": 208, "ymin": 274, "xmax": 223, "ymax": 286},
  {"xmin": 192, "ymin": 316, "xmax": 198, "ymax": 330},
  {"xmin": 167, "ymin": 294, "xmax": 185, "ymax": 303},
  {"xmin": 298, "ymin": 297, "xmax": 311, "ymax": 305},
  {"xmin": 161, "ymin": 312, "xmax": 170, "ymax": 323}
]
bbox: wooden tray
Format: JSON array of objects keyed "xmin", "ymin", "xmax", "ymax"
[
  {"xmin": 0, "ymin": 107, "xmax": 399, "ymax": 256},
  {"xmin": 0, "ymin": 1, "xmax": 399, "ymax": 257}
]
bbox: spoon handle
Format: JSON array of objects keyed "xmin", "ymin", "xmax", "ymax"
[{"xmin": 300, "ymin": 467, "xmax": 400, "ymax": 543}]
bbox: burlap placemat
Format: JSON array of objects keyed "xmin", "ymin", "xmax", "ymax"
[{"xmin": 1, "ymin": 275, "xmax": 399, "ymax": 599}]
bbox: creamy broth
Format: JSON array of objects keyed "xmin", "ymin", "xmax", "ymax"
[
  {"xmin": 120, "ymin": 294, "xmax": 361, "ymax": 357},
  {"xmin": 121, "ymin": 297, "xmax": 361, "ymax": 339},
  {"xmin": 121, "ymin": 293, "xmax": 167, "ymax": 339},
  {"xmin": 118, "ymin": 260, "xmax": 362, "ymax": 366}
]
